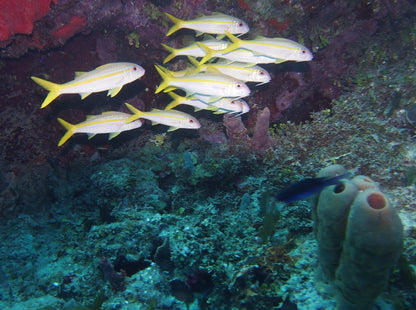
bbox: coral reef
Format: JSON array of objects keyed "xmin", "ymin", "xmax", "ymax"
[{"xmin": 2, "ymin": 0, "xmax": 416, "ymax": 309}]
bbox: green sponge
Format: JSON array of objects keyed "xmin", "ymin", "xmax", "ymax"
[
  {"xmin": 314, "ymin": 165, "xmax": 403, "ymax": 309},
  {"xmin": 316, "ymin": 179, "xmax": 358, "ymax": 280},
  {"xmin": 335, "ymin": 188, "xmax": 403, "ymax": 309}
]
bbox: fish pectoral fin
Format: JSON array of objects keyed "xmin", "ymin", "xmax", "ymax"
[
  {"xmin": 108, "ymin": 86, "xmax": 123, "ymax": 97},
  {"xmin": 109, "ymin": 132, "xmax": 121, "ymax": 140},
  {"xmin": 87, "ymin": 133, "xmax": 97, "ymax": 140},
  {"xmin": 167, "ymin": 126, "xmax": 178, "ymax": 132},
  {"xmin": 80, "ymin": 92, "xmax": 92, "ymax": 100}
]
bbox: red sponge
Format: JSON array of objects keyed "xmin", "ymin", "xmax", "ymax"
[{"xmin": 0, "ymin": 0, "xmax": 56, "ymax": 42}]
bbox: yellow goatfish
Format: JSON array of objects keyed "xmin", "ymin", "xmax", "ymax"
[
  {"xmin": 222, "ymin": 31, "xmax": 313, "ymax": 63},
  {"xmin": 197, "ymin": 42, "xmax": 278, "ymax": 65},
  {"xmin": 187, "ymin": 57, "xmax": 271, "ymax": 85},
  {"xmin": 57, "ymin": 111, "xmax": 143, "ymax": 146},
  {"xmin": 31, "ymin": 62, "xmax": 145, "ymax": 108},
  {"xmin": 165, "ymin": 92, "xmax": 250, "ymax": 115},
  {"xmin": 161, "ymin": 39, "xmax": 229, "ymax": 63},
  {"xmin": 125, "ymin": 103, "xmax": 201, "ymax": 131},
  {"xmin": 165, "ymin": 12, "xmax": 249, "ymax": 37},
  {"xmin": 154, "ymin": 65, "xmax": 250, "ymax": 101}
]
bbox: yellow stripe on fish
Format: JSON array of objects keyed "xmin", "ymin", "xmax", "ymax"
[
  {"xmin": 221, "ymin": 30, "xmax": 313, "ymax": 63},
  {"xmin": 125, "ymin": 103, "xmax": 200, "ymax": 131},
  {"xmin": 57, "ymin": 111, "xmax": 142, "ymax": 146},
  {"xmin": 165, "ymin": 13, "xmax": 249, "ymax": 37},
  {"xmin": 31, "ymin": 62, "xmax": 145, "ymax": 108},
  {"xmin": 161, "ymin": 39, "xmax": 229, "ymax": 63},
  {"xmin": 154, "ymin": 64, "xmax": 250, "ymax": 100}
]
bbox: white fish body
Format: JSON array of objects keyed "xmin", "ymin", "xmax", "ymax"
[
  {"xmin": 194, "ymin": 94, "xmax": 250, "ymax": 115},
  {"xmin": 166, "ymin": 92, "xmax": 250, "ymax": 115},
  {"xmin": 32, "ymin": 62, "xmax": 145, "ymax": 108},
  {"xmin": 125, "ymin": 103, "xmax": 201, "ymax": 131},
  {"xmin": 57, "ymin": 111, "xmax": 142, "ymax": 146},
  {"xmin": 155, "ymin": 65, "xmax": 250, "ymax": 99},
  {"xmin": 198, "ymin": 42, "xmax": 278, "ymax": 65},
  {"xmin": 223, "ymin": 31, "xmax": 313, "ymax": 62},
  {"xmin": 162, "ymin": 39, "xmax": 229, "ymax": 63},
  {"xmin": 189, "ymin": 57, "xmax": 271, "ymax": 84},
  {"xmin": 165, "ymin": 13, "xmax": 249, "ymax": 36}
]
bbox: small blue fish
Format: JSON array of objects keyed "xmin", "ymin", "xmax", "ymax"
[{"xmin": 275, "ymin": 173, "xmax": 351, "ymax": 203}]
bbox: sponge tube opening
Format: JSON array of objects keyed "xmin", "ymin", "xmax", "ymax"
[{"xmin": 367, "ymin": 192, "xmax": 387, "ymax": 210}]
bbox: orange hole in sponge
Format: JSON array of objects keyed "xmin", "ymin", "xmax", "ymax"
[{"xmin": 367, "ymin": 192, "xmax": 387, "ymax": 210}]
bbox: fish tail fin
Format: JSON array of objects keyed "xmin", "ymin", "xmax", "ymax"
[
  {"xmin": 124, "ymin": 103, "xmax": 144, "ymax": 123},
  {"xmin": 31, "ymin": 76, "xmax": 62, "ymax": 108},
  {"xmin": 154, "ymin": 65, "xmax": 173, "ymax": 94},
  {"xmin": 185, "ymin": 56, "xmax": 204, "ymax": 74},
  {"xmin": 221, "ymin": 30, "xmax": 241, "ymax": 54},
  {"xmin": 165, "ymin": 13, "xmax": 183, "ymax": 36},
  {"xmin": 161, "ymin": 43, "xmax": 178, "ymax": 63},
  {"xmin": 197, "ymin": 42, "xmax": 214, "ymax": 65},
  {"xmin": 165, "ymin": 92, "xmax": 183, "ymax": 110},
  {"xmin": 57, "ymin": 118, "xmax": 75, "ymax": 146},
  {"xmin": 186, "ymin": 56, "xmax": 202, "ymax": 69}
]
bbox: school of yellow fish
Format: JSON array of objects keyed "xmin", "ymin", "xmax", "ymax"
[{"xmin": 31, "ymin": 12, "xmax": 313, "ymax": 146}]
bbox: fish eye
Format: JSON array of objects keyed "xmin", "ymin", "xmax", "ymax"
[
  {"xmin": 133, "ymin": 66, "xmax": 137, "ymax": 71},
  {"xmin": 238, "ymin": 22, "xmax": 244, "ymax": 27},
  {"xmin": 231, "ymin": 100, "xmax": 236, "ymax": 104},
  {"xmin": 301, "ymin": 50, "xmax": 306, "ymax": 54},
  {"xmin": 189, "ymin": 119, "xmax": 194, "ymax": 123},
  {"xmin": 259, "ymin": 71, "xmax": 265, "ymax": 75},
  {"xmin": 236, "ymin": 84, "xmax": 241, "ymax": 88}
]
